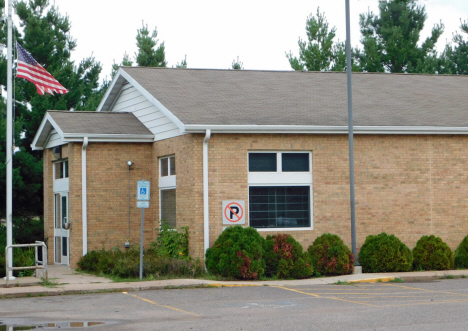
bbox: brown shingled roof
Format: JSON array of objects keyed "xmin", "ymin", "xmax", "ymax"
[
  {"xmin": 121, "ymin": 67, "xmax": 468, "ymax": 127},
  {"xmin": 48, "ymin": 111, "xmax": 153, "ymax": 135}
]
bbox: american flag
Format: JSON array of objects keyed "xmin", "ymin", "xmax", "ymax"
[{"xmin": 16, "ymin": 42, "xmax": 69, "ymax": 95}]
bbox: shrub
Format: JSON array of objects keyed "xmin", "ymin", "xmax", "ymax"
[
  {"xmin": 455, "ymin": 235, "xmax": 468, "ymax": 269},
  {"xmin": 413, "ymin": 235, "xmax": 454, "ymax": 271},
  {"xmin": 308, "ymin": 233, "xmax": 354, "ymax": 276},
  {"xmin": 0, "ymin": 224, "xmax": 37, "ymax": 278},
  {"xmin": 77, "ymin": 246, "xmax": 204, "ymax": 279},
  {"xmin": 264, "ymin": 234, "xmax": 313, "ymax": 279},
  {"xmin": 359, "ymin": 233, "xmax": 413, "ymax": 273},
  {"xmin": 77, "ymin": 225, "xmax": 204, "ymax": 279},
  {"xmin": 152, "ymin": 222, "xmax": 189, "ymax": 259},
  {"xmin": 205, "ymin": 226, "xmax": 265, "ymax": 280}
]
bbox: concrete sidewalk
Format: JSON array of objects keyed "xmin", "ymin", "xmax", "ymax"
[{"xmin": 1, "ymin": 265, "xmax": 468, "ymax": 299}]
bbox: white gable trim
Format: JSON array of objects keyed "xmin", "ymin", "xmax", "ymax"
[
  {"xmin": 31, "ymin": 113, "xmax": 65, "ymax": 150},
  {"xmin": 98, "ymin": 69, "xmax": 186, "ymax": 133}
]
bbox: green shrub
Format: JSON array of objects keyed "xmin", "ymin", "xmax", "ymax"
[
  {"xmin": 77, "ymin": 246, "xmax": 204, "ymax": 279},
  {"xmin": 359, "ymin": 233, "xmax": 413, "ymax": 273},
  {"xmin": 205, "ymin": 226, "xmax": 265, "ymax": 280},
  {"xmin": 264, "ymin": 234, "xmax": 313, "ymax": 279},
  {"xmin": 455, "ymin": 235, "xmax": 468, "ymax": 269},
  {"xmin": 308, "ymin": 233, "xmax": 354, "ymax": 276},
  {"xmin": 152, "ymin": 222, "xmax": 189, "ymax": 259},
  {"xmin": 413, "ymin": 235, "xmax": 454, "ymax": 271},
  {"xmin": 0, "ymin": 224, "xmax": 37, "ymax": 278},
  {"xmin": 77, "ymin": 225, "xmax": 203, "ymax": 279}
]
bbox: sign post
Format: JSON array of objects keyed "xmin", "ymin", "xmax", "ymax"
[{"xmin": 137, "ymin": 180, "xmax": 150, "ymax": 280}]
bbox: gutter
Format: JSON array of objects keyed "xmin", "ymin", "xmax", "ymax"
[
  {"xmin": 183, "ymin": 125, "xmax": 468, "ymax": 135},
  {"xmin": 203, "ymin": 130, "xmax": 211, "ymax": 261},
  {"xmin": 82, "ymin": 137, "xmax": 89, "ymax": 256}
]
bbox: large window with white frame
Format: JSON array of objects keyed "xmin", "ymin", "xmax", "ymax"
[
  {"xmin": 159, "ymin": 156, "xmax": 177, "ymax": 228},
  {"xmin": 248, "ymin": 152, "xmax": 312, "ymax": 230}
]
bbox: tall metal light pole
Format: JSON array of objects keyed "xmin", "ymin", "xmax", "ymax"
[
  {"xmin": 345, "ymin": 0, "xmax": 358, "ymax": 265},
  {"xmin": 5, "ymin": 0, "xmax": 15, "ymax": 279}
]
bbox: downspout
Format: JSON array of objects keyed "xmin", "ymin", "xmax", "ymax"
[
  {"xmin": 82, "ymin": 137, "xmax": 89, "ymax": 256},
  {"xmin": 203, "ymin": 130, "xmax": 211, "ymax": 260}
]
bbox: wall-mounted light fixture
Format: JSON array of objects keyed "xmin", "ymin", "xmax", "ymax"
[{"xmin": 52, "ymin": 146, "xmax": 62, "ymax": 159}]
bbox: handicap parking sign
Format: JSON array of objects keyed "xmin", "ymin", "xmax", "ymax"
[{"xmin": 137, "ymin": 181, "xmax": 150, "ymax": 200}]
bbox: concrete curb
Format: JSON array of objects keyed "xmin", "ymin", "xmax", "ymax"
[{"xmin": 2, "ymin": 268, "xmax": 468, "ymax": 299}]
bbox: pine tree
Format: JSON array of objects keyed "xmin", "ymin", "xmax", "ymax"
[
  {"xmin": 175, "ymin": 55, "xmax": 187, "ymax": 68},
  {"xmin": 357, "ymin": 0, "xmax": 444, "ymax": 73},
  {"xmin": 0, "ymin": 0, "xmax": 102, "ymax": 217},
  {"xmin": 287, "ymin": 8, "xmax": 348, "ymax": 71},
  {"xmin": 231, "ymin": 57, "xmax": 243, "ymax": 70},
  {"xmin": 443, "ymin": 20, "xmax": 468, "ymax": 74},
  {"xmin": 135, "ymin": 23, "xmax": 167, "ymax": 67}
]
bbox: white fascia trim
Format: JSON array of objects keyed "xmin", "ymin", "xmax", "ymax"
[
  {"xmin": 184, "ymin": 125, "xmax": 468, "ymax": 135},
  {"xmin": 62, "ymin": 134, "xmax": 154, "ymax": 143},
  {"xmin": 31, "ymin": 113, "xmax": 65, "ymax": 150},
  {"xmin": 118, "ymin": 69, "xmax": 186, "ymax": 133},
  {"xmin": 96, "ymin": 71, "xmax": 122, "ymax": 112}
]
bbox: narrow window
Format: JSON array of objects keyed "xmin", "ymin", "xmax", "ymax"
[
  {"xmin": 248, "ymin": 153, "xmax": 277, "ymax": 172},
  {"xmin": 161, "ymin": 189, "xmax": 177, "ymax": 228},
  {"xmin": 169, "ymin": 156, "xmax": 176, "ymax": 176},
  {"xmin": 282, "ymin": 153, "xmax": 309, "ymax": 172},
  {"xmin": 161, "ymin": 158, "xmax": 169, "ymax": 177}
]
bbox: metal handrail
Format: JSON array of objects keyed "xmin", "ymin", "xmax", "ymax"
[{"xmin": 5, "ymin": 241, "xmax": 48, "ymax": 286}]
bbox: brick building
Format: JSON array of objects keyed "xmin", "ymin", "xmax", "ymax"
[{"xmin": 32, "ymin": 68, "xmax": 468, "ymax": 267}]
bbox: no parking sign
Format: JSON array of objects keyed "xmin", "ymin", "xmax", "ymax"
[{"xmin": 222, "ymin": 200, "xmax": 245, "ymax": 225}]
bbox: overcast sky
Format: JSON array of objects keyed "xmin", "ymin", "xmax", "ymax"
[{"xmin": 49, "ymin": 0, "xmax": 468, "ymax": 81}]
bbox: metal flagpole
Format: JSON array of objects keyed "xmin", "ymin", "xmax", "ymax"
[
  {"xmin": 345, "ymin": 0, "xmax": 358, "ymax": 266},
  {"xmin": 5, "ymin": 0, "xmax": 15, "ymax": 280}
]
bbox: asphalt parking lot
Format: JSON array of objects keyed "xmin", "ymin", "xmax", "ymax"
[{"xmin": 2, "ymin": 279, "xmax": 468, "ymax": 330}]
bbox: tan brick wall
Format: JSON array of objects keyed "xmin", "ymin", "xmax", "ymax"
[
  {"xmin": 206, "ymin": 134, "xmax": 468, "ymax": 255},
  {"xmin": 85, "ymin": 142, "xmax": 154, "ymax": 260},
  {"xmin": 152, "ymin": 134, "xmax": 205, "ymax": 259},
  {"xmin": 43, "ymin": 133, "xmax": 468, "ymax": 267},
  {"xmin": 44, "ymin": 142, "xmax": 154, "ymax": 268}
]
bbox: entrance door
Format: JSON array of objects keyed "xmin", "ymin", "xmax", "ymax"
[{"xmin": 54, "ymin": 192, "xmax": 69, "ymax": 265}]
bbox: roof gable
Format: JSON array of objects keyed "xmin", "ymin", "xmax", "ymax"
[{"xmin": 31, "ymin": 111, "xmax": 154, "ymax": 150}]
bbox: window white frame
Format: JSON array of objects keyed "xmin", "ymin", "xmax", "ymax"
[
  {"xmin": 159, "ymin": 155, "xmax": 176, "ymax": 189},
  {"xmin": 248, "ymin": 151, "xmax": 313, "ymax": 231},
  {"xmin": 53, "ymin": 159, "xmax": 69, "ymax": 193},
  {"xmin": 159, "ymin": 155, "xmax": 177, "ymax": 228}
]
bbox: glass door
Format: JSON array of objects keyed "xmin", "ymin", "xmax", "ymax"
[{"xmin": 54, "ymin": 192, "xmax": 69, "ymax": 265}]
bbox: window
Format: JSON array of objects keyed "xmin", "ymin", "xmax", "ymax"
[
  {"xmin": 160, "ymin": 156, "xmax": 175, "ymax": 177},
  {"xmin": 54, "ymin": 160, "xmax": 69, "ymax": 180},
  {"xmin": 160, "ymin": 189, "xmax": 176, "ymax": 228},
  {"xmin": 248, "ymin": 152, "xmax": 312, "ymax": 230},
  {"xmin": 159, "ymin": 156, "xmax": 176, "ymax": 228}
]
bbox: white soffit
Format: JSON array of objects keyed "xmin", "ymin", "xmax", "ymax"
[{"xmin": 31, "ymin": 113, "xmax": 65, "ymax": 151}]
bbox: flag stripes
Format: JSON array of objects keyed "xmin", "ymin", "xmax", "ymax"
[{"xmin": 16, "ymin": 42, "xmax": 69, "ymax": 95}]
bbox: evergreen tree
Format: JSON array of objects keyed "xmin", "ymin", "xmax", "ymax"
[
  {"xmin": 135, "ymin": 23, "xmax": 167, "ymax": 67},
  {"xmin": 287, "ymin": 8, "xmax": 348, "ymax": 71},
  {"xmin": 175, "ymin": 55, "xmax": 187, "ymax": 68},
  {"xmin": 111, "ymin": 52, "xmax": 133, "ymax": 78},
  {"xmin": 443, "ymin": 20, "xmax": 468, "ymax": 74},
  {"xmin": 231, "ymin": 56, "xmax": 243, "ymax": 70},
  {"xmin": 0, "ymin": 0, "xmax": 102, "ymax": 217},
  {"xmin": 357, "ymin": 0, "xmax": 444, "ymax": 73}
]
